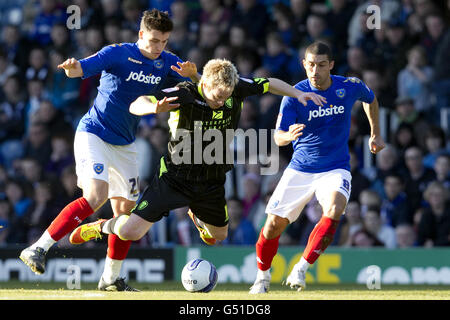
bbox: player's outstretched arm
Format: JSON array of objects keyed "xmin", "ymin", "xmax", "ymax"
[
  {"xmin": 362, "ymin": 95, "xmax": 385, "ymax": 154},
  {"xmin": 267, "ymin": 78, "xmax": 327, "ymax": 106},
  {"xmin": 57, "ymin": 58, "xmax": 84, "ymax": 78},
  {"xmin": 274, "ymin": 124, "xmax": 305, "ymax": 146},
  {"xmin": 129, "ymin": 95, "xmax": 179, "ymax": 116}
]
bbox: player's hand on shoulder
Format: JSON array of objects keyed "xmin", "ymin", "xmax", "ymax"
[
  {"xmin": 297, "ymin": 91, "xmax": 327, "ymax": 107},
  {"xmin": 288, "ymin": 123, "xmax": 305, "ymax": 141},
  {"xmin": 171, "ymin": 61, "xmax": 198, "ymax": 78},
  {"xmin": 368, "ymin": 135, "xmax": 386, "ymax": 154}
]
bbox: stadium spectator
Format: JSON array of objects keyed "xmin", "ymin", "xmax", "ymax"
[
  {"xmin": 17, "ymin": 157, "xmax": 43, "ymax": 185},
  {"xmin": 242, "ymin": 173, "xmax": 262, "ymax": 221},
  {"xmin": 230, "ymin": 0, "xmax": 270, "ymax": 46},
  {"xmin": 422, "ymin": 126, "xmax": 447, "ymax": 169},
  {"xmin": 403, "ymin": 146, "xmax": 436, "ymax": 210},
  {"xmin": 338, "ymin": 201, "xmax": 363, "ymax": 247},
  {"xmin": 302, "ymin": 14, "xmax": 333, "ymax": 47},
  {"xmin": 22, "ymin": 121, "xmax": 52, "ymax": 168},
  {"xmin": 337, "ymin": 46, "xmax": 368, "ymax": 78},
  {"xmin": 433, "ymin": 154, "xmax": 450, "ymax": 189},
  {"xmin": 363, "ymin": 206, "xmax": 397, "ymax": 248},
  {"xmin": 34, "ymin": 99, "xmax": 74, "ymax": 136},
  {"xmin": 121, "ymin": 0, "xmax": 143, "ymax": 31},
  {"xmin": 289, "ymin": 0, "xmax": 310, "ymax": 44},
  {"xmin": 420, "ymin": 12, "xmax": 447, "ymax": 65},
  {"xmin": 395, "ymin": 223, "xmax": 417, "ymax": 248},
  {"xmin": 393, "ymin": 96, "xmax": 430, "ymax": 147},
  {"xmin": 222, "ymin": 197, "xmax": 257, "ymax": 245},
  {"xmin": 349, "ymin": 228, "xmax": 384, "ymax": 247},
  {"xmin": 432, "ymin": 27, "xmax": 450, "ymax": 112},
  {"xmin": 45, "ymin": 50, "xmax": 81, "ymax": 113},
  {"xmin": 270, "ymin": 3, "xmax": 296, "ymax": 49},
  {"xmin": 262, "ymin": 32, "xmax": 294, "ymax": 82},
  {"xmin": 380, "ymin": 173, "xmax": 412, "ymax": 227},
  {"xmin": 198, "ymin": 0, "xmax": 232, "ymax": 36},
  {"xmin": 169, "ymin": 207, "xmax": 197, "ymax": 246},
  {"xmin": 392, "ymin": 122, "xmax": 418, "ymax": 164},
  {"xmin": 29, "ymin": 0, "xmax": 67, "ymax": 46},
  {"xmin": 370, "ymin": 144, "xmax": 402, "ymax": 197},
  {"xmin": 4, "ymin": 179, "xmax": 33, "ymax": 243},
  {"xmin": 197, "ymin": 22, "xmax": 222, "ymax": 62},
  {"xmin": 0, "ymin": 24, "xmax": 30, "ymax": 74},
  {"xmin": 45, "ymin": 133, "xmax": 75, "ymax": 178},
  {"xmin": 325, "ymin": 0, "xmax": 357, "ymax": 60},
  {"xmin": 347, "ymin": 0, "xmax": 401, "ymax": 47},
  {"xmin": 49, "ymin": 23, "xmax": 73, "ymax": 56},
  {"xmin": 99, "ymin": 0, "xmax": 123, "ymax": 23},
  {"xmin": 349, "ymin": 149, "xmax": 370, "ymax": 203},
  {"xmin": 24, "ymin": 180, "xmax": 61, "ymax": 245},
  {"xmin": 361, "ymin": 68, "xmax": 395, "ymax": 111},
  {"xmin": 25, "ymin": 47, "xmax": 48, "ymax": 82},
  {"xmin": 59, "ymin": 165, "xmax": 82, "ymax": 204},
  {"xmin": 103, "ymin": 18, "xmax": 122, "ymax": 46},
  {"xmin": 0, "ymin": 75, "xmax": 25, "ymax": 171},
  {"xmin": 359, "ymin": 188, "xmax": 382, "ymax": 217},
  {"xmin": 397, "ymin": 45, "xmax": 434, "ymax": 112},
  {"xmin": 0, "ymin": 48, "xmax": 19, "ymax": 87},
  {"xmin": 0, "ymin": 192, "xmax": 12, "ymax": 245},
  {"xmin": 416, "ymin": 181, "xmax": 450, "ymax": 246}
]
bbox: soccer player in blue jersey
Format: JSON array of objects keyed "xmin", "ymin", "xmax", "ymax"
[
  {"xmin": 19, "ymin": 9, "xmax": 198, "ymax": 291},
  {"xmin": 249, "ymin": 42, "xmax": 386, "ymax": 294}
]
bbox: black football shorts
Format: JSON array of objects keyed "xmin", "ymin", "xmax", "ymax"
[{"xmin": 131, "ymin": 166, "xmax": 229, "ymax": 227}]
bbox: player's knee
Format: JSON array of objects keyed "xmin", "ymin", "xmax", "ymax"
[
  {"xmin": 83, "ymin": 186, "xmax": 108, "ymax": 210},
  {"xmin": 118, "ymin": 225, "xmax": 141, "ymax": 241},
  {"xmin": 264, "ymin": 214, "xmax": 288, "ymax": 239},
  {"xmin": 325, "ymin": 203, "xmax": 345, "ymax": 220}
]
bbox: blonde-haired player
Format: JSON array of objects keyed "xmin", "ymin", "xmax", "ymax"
[{"xmin": 70, "ymin": 58, "xmax": 326, "ymax": 249}]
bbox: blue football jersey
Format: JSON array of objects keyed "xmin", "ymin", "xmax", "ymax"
[
  {"xmin": 276, "ymin": 75, "xmax": 375, "ymax": 173},
  {"xmin": 77, "ymin": 42, "xmax": 188, "ymax": 145}
]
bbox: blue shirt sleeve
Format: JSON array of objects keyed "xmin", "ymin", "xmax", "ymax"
[
  {"xmin": 276, "ymin": 96, "xmax": 298, "ymax": 131},
  {"xmin": 353, "ymin": 78, "xmax": 375, "ymax": 104},
  {"xmin": 79, "ymin": 44, "xmax": 119, "ymax": 79}
]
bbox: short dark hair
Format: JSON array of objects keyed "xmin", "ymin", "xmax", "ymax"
[
  {"xmin": 140, "ymin": 9, "xmax": 173, "ymax": 33},
  {"xmin": 305, "ymin": 42, "xmax": 333, "ymax": 61}
]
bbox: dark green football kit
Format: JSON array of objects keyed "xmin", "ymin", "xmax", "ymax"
[{"xmin": 132, "ymin": 77, "xmax": 270, "ymax": 226}]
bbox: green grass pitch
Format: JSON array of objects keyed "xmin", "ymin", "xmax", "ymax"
[{"xmin": 0, "ymin": 281, "xmax": 449, "ymax": 300}]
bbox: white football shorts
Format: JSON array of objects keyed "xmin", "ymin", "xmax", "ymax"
[
  {"xmin": 74, "ymin": 131, "xmax": 140, "ymax": 201},
  {"xmin": 266, "ymin": 168, "xmax": 352, "ymax": 223}
]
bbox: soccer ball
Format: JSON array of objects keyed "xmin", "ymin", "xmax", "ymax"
[{"xmin": 181, "ymin": 259, "xmax": 218, "ymax": 292}]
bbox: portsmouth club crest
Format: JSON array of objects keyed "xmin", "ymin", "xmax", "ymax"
[
  {"xmin": 336, "ymin": 88, "xmax": 346, "ymax": 98},
  {"xmin": 93, "ymin": 163, "xmax": 104, "ymax": 174},
  {"xmin": 154, "ymin": 59, "xmax": 163, "ymax": 69}
]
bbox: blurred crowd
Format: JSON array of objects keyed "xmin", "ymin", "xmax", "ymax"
[{"xmin": 0, "ymin": 0, "xmax": 449, "ymax": 249}]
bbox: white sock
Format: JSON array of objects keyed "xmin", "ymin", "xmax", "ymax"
[
  {"xmin": 30, "ymin": 230, "xmax": 56, "ymax": 252},
  {"xmin": 296, "ymin": 256, "xmax": 311, "ymax": 273},
  {"xmin": 256, "ymin": 268, "xmax": 271, "ymax": 280},
  {"xmin": 102, "ymin": 257, "xmax": 123, "ymax": 283}
]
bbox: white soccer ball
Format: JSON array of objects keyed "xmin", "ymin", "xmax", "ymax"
[{"xmin": 181, "ymin": 259, "xmax": 218, "ymax": 293}]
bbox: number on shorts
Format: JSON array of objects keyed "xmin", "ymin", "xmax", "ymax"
[
  {"xmin": 342, "ymin": 179, "xmax": 350, "ymax": 192},
  {"xmin": 129, "ymin": 177, "xmax": 140, "ymax": 196}
]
